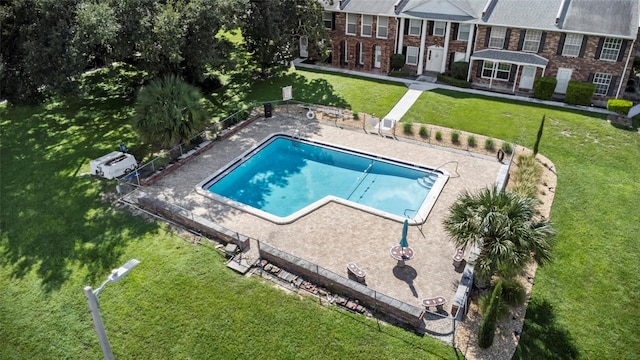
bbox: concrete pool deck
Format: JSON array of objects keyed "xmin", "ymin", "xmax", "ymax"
[{"xmin": 127, "ymin": 112, "xmax": 507, "ymax": 336}]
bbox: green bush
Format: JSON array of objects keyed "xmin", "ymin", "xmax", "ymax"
[
  {"xmin": 607, "ymin": 99, "xmax": 633, "ymax": 114},
  {"xmin": 451, "ymin": 61, "xmax": 469, "ymax": 80},
  {"xmin": 500, "ymin": 278, "xmax": 526, "ymax": 307},
  {"xmin": 419, "ymin": 125, "xmax": 429, "ymax": 139},
  {"xmin": 435, "ymin": 130, "xmax": 443, "ymax": 141},
  {"xmin": 390, "ymin": 54, "xmax": 405, "ymax": 71},
  {"xmin": 467, "ymin": 135, "xmax": 477, "ymax": 147},
  {"xmin": 533, "ymin": 77, "xmax": 557, "ymax": 100},
  {"xmin": 634, "ymin": 56, "xmax": 640, "ymax": 72},
  {"xmin": 565, "ymin": 81, "xmax": 595, "ymax": 106},
  {"xmin": 389, "ymin": 70, "xmax": 412, "ymax": 78},
  {"xmin": 478, "ymin": 281, "xmax": 503, "ymax": 349},
  {"xmin": 501, "ymin": 142, "xmax": 513, "ymax": 155},
  {"xmin": 403, "ymin": 122, "xmax": 413, "ymax": 135},
  {"xmin": 437, "ymin": 74, "xmax": 472, "ymax": 88},
  {"xmin": 451, "ymin": 131, "xmax": 460, "ymax": 144},
  {"xmin": 485, "ymin": 138, "xmax": 495, "ymax": 151}
]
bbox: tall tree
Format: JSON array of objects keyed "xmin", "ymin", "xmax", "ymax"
[
  {"xmin": 1, "ymin": 0, "xmax": 84, "ymax": 104},
  {"xmin": 73, "ymin": 1, "xmax": 121, "ymax": 68},
  {"xmin": 241, "ymin": 0, "xmax": 327, "ymax": 75},
  {"xmin": 132, "ymin": 75, "xmax": 208, "ymax": 147},
  {"xmin": 443, "ymin": 186, "xmax": 555, "ymax": 284}
]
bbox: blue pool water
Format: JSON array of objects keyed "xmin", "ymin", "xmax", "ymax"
[{"xmin": 198, "ymin": 135, "xmax": 447, "ymax": 223}]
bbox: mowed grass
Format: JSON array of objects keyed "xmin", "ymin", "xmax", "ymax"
[
  {"xmin": 0, "ymin": 68, "xmax": 458, "ymax": 359},
  {"xmin": 404, "ymin": 89, "xmax": 640, "ymax": 358}
]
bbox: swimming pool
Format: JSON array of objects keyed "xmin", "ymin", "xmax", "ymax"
[{"xmin": 196, "ymin": 133, "xmax": 448, "ymax": 224}]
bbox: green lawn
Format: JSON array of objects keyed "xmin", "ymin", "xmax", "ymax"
[
  {"xmin": 2, "ymin": 66, "xmax": 639, "ymax": 360},
  {"xmin": 404, "ymin": 89, "xmax": 640, "ymax": 359},
  {"xmin": 0, "ymin": 68, "xmax": 458, "ymax": 359}
]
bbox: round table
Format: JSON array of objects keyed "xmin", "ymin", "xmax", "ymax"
[{"xmin": 390, "ymin": 246, "xmax": 414, "ymax": 267}]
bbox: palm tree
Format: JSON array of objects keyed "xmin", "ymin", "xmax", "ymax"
[
  {"xmin": 443, "ymin": 186, "xmax": 555, "ymax": 284},
  {"xmin": 133, "ymin": 74, "xmax": 208, "ymax": 147}
]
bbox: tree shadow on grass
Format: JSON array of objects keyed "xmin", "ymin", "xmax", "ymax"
[
  {"xmin": 208, "ymin": 67, "xmax": 350, "ymax": 115},
  {"xmin": 0, "ymin": 79, "xmax": 160, "ymax": 293},
  {"xmin": 513, "ymin": 297, "xmax": 579, "ymax": 359}
]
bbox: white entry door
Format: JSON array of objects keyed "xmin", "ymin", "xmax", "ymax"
[
  {"xmin": 520, "ymin": 66, "xmax": 536, "ymax": 90},
  {"xmin": 374, "ymin": 46, "xmax": 382, "ymax": 68},
  {"xmin": 555, "ymin": 68, "xmax": 573, "ymax": 94},
  {"xmin": 426, "ymin": 47, "xmax": 444, "ymax": 72},
  {"xmin": 299, "ymin": 36, "xmax": 308, "ymax": 58}
]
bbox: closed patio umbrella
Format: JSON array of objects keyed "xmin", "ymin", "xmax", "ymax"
[{"xmin": 399, "ymin": 219, "xmax": 409, "ymax": 249}]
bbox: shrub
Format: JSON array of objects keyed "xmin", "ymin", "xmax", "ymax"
[
  {"xmin": 565, "ymin": 81, "xmax": 595, "ymax": 106},
  {"xmin": 437, "ymin": 74, "xmax": 472, "ymax": 88},
  {"xmin": 634, "ymin": 56, "xmax": 640, "ymax": 72},
  {"xmin": 485, "ymin": 138, "xmax": 495, "ymax": 151},
  {"xmin": 389, "ymin": 70, "xmax": 412, "ymax": 78},
  {"xmin": 533, "ymin": 77, "xmax": 557, "ymax": 100},
  {"xmin": 467, "ymin": 135, "xmax": 477, "ymax": 147},
  {"xmin": 501, "ymin": 142, "xmax": 513, "ymax": 154},
  {"xmin": 451, "ymin": 131, "xmax": 460, "ymax": 144},
  {"xmin": 500, "ymin": 278, "xmax": 526, "ymax": 307},
  {"xmin": 390, "ymin": 54, "xmax": 405, "ymax": 71},
  {"xmin": 478, "ymin": 281, "xmax": 503, "ymax": 348},
  {"xmin": 512, "ymin": 154, "xmax": 543, "ymax": 198},
  {"xmin": 607, "ymin": 99, "xmax": 633, "ymax": 115},
  {"xmin": 435, "ymin": 130, "xmax": 443, "ymax": 141},
  {"xmin": 451, "ymin": 61, "xmax": 469, "ymax": 80},
  {"xmin": 403, "ymin": 122, "xmax": 413, "ymax": 135},
  {"xmin": 419, "ymin": 125, "xmax": 429, "ymax": 139}
]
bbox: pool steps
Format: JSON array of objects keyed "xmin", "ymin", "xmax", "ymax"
[{"xmin": 417, "ymin": 176, "xmax": 436, "ymax": 188}]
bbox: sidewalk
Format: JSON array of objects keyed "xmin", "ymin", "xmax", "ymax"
[{"xmin": 292, "ymin": 59, "xmax": 615, "ymax": 119}]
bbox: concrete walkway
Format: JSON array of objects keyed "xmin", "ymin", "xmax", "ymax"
[{"xmin": 292, "ymin": 59, "xmax": 615, "ymax": 118}]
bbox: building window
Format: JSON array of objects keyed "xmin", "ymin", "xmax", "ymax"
[
  {"xmin": 600, "ymin": 38, "xmax": 622, "ymax": 61},
  {"xmin": 434, "ymin": 21, "xmax": 446, "ymax": 36},
  {"xmin": 562, "ymin": 33, "xmax": 583, "ymax": 57},
  {"xmin": 482, "ymin": 61, "xmax": 511, "ymax": 81},
  {"xmin": 359, "ymin": 42, "xmax": 364, "ymax": 65},
  {"xmin": 457, "ymin": 23, "xmax": 470, "ymax": 41},
  {"xmin": 346, "ymin": 13, "xmax": 356, "ymax": 35},
  {"xmin": 523, "ymin": 30, "xmax": 542, "ymax": 52},
  {"xmin": 377, "ymin": 16, "xmax": 388, "ymax": 39},
  {"xmin": 323, "ymin": 12, "xmax": 333, "ymax": 30},
  {"xmin": 406, "ymin": 46, "xmax": 419, "ymax": 65},
  {"xmin": 489, "ymin": 27, "xmax": 506, "ymax": 49},
  {"xmin": 409, "ymin": 19, "xmax": 422, "ymax": 36},
  {"xmin": 361, "ymin": 15, "xmax": 372, "ymax": 37},
  {"xmin": 593, "ymin": 72, "xmax": 612, "ymax": 95}
]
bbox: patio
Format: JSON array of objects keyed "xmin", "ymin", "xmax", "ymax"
[{"xmin": 129, "ymin": 110, "xmax": 506, "ymax": 333}]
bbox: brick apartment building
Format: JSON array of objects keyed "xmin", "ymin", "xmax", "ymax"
[{"xmin": 315, "ymin": 0, "xmax": 639, "ymax": 103}]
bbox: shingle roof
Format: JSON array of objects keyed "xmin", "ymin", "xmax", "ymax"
[
  {"xmin": 480, "ymin": 0, "xmax": 639, "ymax": 38},
  {"xmin": 338, "ymin": 0, "xmax": 397, "ymax": 15},
  {"xmin": 470, "ymin": 49, "xmax": 549, "ymax": 66},
  {"xmin": 562, "ymin": 0, "xmax": 638, "ymax": 38}
]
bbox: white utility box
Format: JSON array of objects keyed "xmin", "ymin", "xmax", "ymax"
[{"xmin": 90, "ymin": 151, "xmax": 137, "ymax": 179}]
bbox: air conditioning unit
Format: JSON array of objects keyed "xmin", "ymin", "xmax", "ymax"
[{"xmin": 90, "ymin": 151, "xmax": 137, "ymax": 179}]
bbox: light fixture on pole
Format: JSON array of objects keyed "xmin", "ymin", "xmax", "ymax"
[{"xmin": 84, "ymin": 259, "xmax": 140, "ymax": 360}]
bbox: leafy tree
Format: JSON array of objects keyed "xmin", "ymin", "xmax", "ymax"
[
  {"xmin": 133, "ymin": 75, "xmax": 209, "ymax": 147},
  {"xmin": 242, "ymin": 0, "xmax": 327, "ymax": 75},
  {"xmin": 74, "ymin": 1, "xmax": 121, "ymax": 68},
  {"xmin": 1, "ymin": 0, "xmax": 84, "ymax": 104},
  {"xmin": 443, "ymin": 186, "xmax": 555, "ymax": 284}
]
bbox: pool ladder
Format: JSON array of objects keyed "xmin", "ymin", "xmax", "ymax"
[{"xmin": 417, "ymin": 176, "xmax": 436, "ymax": 188}]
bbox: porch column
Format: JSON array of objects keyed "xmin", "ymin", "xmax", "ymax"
[
  {"xmin": 512, "ymin": 64, "xmax": 520, "ymax": 93},
  {"xmin": 397, "ymin": 18, "xmax": 405, "ymax": 53},
  {"xmin": 441, "ymin": 22, "xmax": 451, "ymax": 73},
  {"xmin": 465, "ymin": 24, "xmax": 475, "ymax": 61},
  {"xmin": 417, "ymin": 20, "xmax": 427, "ymax": 75},
  {"xmin": 489, "ymin": 61, "xmax": 497, "ymax": 89}
]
